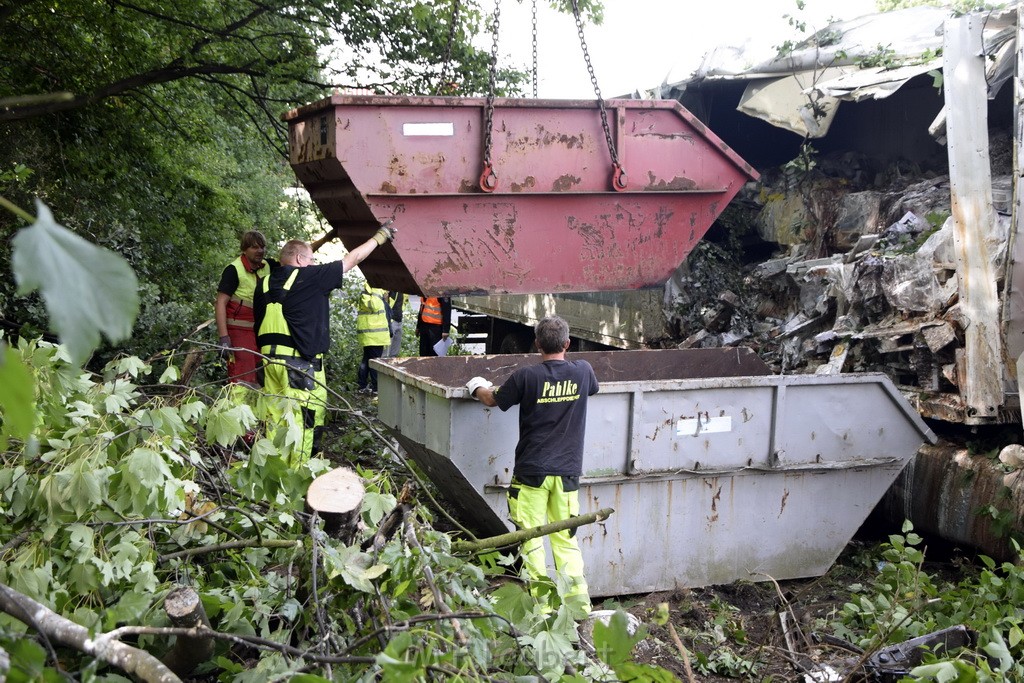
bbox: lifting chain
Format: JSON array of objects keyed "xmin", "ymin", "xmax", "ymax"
[
  {"xmin": 571, "ymin": 0, "xmax": 627, "ymax": 191},
  {"xmin": 436, "ymin": 0, "xmax": 461, "ymax": 95},
  {"xmin": 479, "ymin": 0, "xmax": 501, "ymax": 192},
  {"xmin": 531, "ymin": 0, "xmax": 538, "ymax": 98}
]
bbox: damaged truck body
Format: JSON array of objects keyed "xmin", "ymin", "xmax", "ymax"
[{"xmin": 456, "ymin": 6, "xmax": 1024, "ymax": 430}]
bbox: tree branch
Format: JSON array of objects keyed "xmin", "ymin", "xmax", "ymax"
[
  {"xmin": 158, "ymin": 538, "xmax": 300, "ymax": 563},
  {"xmin": 0, "ymin": 582, "xmax": 181, "ymax": 683},
  {"xmin": 1, "ymin": 62, "xmax": 286, "ymax": 121},
  {"xmin": 452, "ymin": 507, "xmax": 615, "ymax": 554}
]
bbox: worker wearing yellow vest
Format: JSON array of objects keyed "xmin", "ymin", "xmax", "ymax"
[
  {"xmin": 356, "ymin": 282, "xmax": 392, "ymax": 394},
  {"xmin": 215, "ymin": 228, "xmax": 336, "ymax": 387},
  {"xmin": 416, "ymin": 295, "xmax": 451, "ymax": 356},
  {"xmin": 215, "ymin": 231, "xmax": 276, "ymax": 386},
  {"xmin": 254, "ymin": 222, "xmax": 395, "ymax": 462}
]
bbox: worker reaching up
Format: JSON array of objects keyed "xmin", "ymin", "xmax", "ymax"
[
  {"xmin": 416, "ymin": 295, "xmax": 451, "ymax": 356},
  {"xmin": 215, "ymin": 228, "xmax": 336, "ymax": 387},
  {"xmin": 466, "ymin": 315, "xmax": 599, "ymax": 616},
  {"xmin": 254, "ymin": 221, "xmax": 396, "ymax": 462}
]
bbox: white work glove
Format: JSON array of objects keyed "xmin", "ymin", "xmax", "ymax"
[{"xmin": 466, "ymin": 376, "xmax": 492, "ymax": 400}]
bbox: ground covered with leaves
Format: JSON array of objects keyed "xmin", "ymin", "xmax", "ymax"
[{"xmin": 1, "ymin": 341, "xmax": 1023, "ymax": 683}]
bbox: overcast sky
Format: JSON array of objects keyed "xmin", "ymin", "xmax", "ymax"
[{"xmin": 495, "ymin": 0, "xmax": 881, "ymax": 98}]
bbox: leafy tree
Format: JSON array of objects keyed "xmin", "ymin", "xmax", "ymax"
[{"xmin": 2, "ymin": 0, "xmax": 591, "ymax": 366}]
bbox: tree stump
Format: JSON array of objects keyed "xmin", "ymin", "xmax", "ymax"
[
  {"xmin": 307, "ymin": 467, "xmax": 365, "ymax": 543},
  {"xmin": 160, "ymin": 585, "xmax": 214, "ymax": 677}
]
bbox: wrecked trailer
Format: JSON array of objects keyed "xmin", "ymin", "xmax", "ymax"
[
  {"xmin": 373, "ymin": 349, "xmax": 936, "ymax": 597},
  {"xmin": 657, "ymin": 5, "xmax": 1021, "ymax": 427},
  {"xmin": 635, "ymin": 5, "xmax": 1024, "ymax": 561}
]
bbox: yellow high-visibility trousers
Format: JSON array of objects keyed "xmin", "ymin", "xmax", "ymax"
[
  {"xmin": 259, "ymin": 356, "xmax": 326, "ymax": 464},
  {"xmin": 507, "ymin": 475, "xmax": 591, "ymax": 613}
]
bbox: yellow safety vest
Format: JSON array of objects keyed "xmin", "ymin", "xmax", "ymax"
[
  {"xmin": 229, "ymin": 256, "xmax": 270, "ymax": 308},
  {"xmin": 357, "ymin": 284, "xmax": 391, "ymax": 347},
  {"xmin": 257, "ymin": 268, "xmax": 301, "ymax": 354}
]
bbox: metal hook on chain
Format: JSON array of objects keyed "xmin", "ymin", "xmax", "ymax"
[
  {"xmin": 570, "ymin": 0, "xmax": 627, "ymax": 191},
  {"xmin": 479, "ymin": 162, "xmax": 497, "ymax": 192},
  {"xmin": 479, "ymin": 0, "xmax": 501, "ymax": 193}
]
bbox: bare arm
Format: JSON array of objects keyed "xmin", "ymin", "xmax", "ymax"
[
  {"xmin": 215, "ymin": 292, "xmax": 231, "ymax": 338},
  {"xmin": 474, "ymin": 386, "xmax": 498, "ymax": 407},
  {"xmin": 341, "ymin": 223, "xmax": 395, "ymax": 272}
]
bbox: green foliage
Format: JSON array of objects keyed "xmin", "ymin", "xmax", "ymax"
[
  {"xmin": 0, "ymin": 216, "xmax": 679, "ymax": 680},
  {"xmin": 833, "ymin": 522, "xmax": 1024, "ymax": 681},
  {"xmin": 10, "ymin": 200, "xmax": 139, "ymax": 366},
  {"xmin": 875, "ymin": 0, "xmax": 1007, "ymax": 13},
  {"xmin": 783, "ymin": 142, "xmax": 819, "ymax": 178},
  {"xmin": 0, "ymin": 344, "xmax": 36, "ymax": 444}
]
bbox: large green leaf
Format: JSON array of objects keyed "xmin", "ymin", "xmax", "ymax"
[
  {"xmin": 0, "ymin": 345, "xmax": 36, "ymax": 441},
  {"xmin": 11, "ymin": 200, "xmax": 139, "ymax": 366}
]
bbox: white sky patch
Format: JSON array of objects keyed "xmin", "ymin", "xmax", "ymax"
[{"xmin": 493, "ymin": 0, "xmax": 880, "ymax": 98}]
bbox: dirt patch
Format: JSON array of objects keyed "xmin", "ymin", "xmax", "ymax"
[{"xmin": 593, "ymin": 540, "xmax": 961, "ymax": 682}]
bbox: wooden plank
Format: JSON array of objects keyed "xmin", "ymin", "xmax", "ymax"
[{"xmin": 944, "ymin": 14, "xmax": 1004, "ymax": 419}]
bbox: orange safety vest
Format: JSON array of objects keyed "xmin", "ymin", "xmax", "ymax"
[{"xmin": 420, "ymin": 297, "xmax": 443, "ymax": 325}]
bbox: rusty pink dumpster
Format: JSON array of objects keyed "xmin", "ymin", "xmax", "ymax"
[{"xmin": 282, "ymin": 95, "xmax": 757, "ymax": 296}]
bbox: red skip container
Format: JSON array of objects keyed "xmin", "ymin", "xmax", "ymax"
[{"xmin": 282, "ymin": 95, "xmax": 758, "ymax": 296}]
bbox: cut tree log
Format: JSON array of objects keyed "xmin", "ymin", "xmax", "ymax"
[
  {"xmin": 160, "ymin": 585, "xmax": 215, "ymax": 677},
  {"xmin": 307, "ymin": 466, "xmax": 365, "ymax": 543}
]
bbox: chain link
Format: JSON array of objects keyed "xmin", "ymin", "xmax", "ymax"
[
  {"xmin": 531, "ymin": 0, "xmax": 538, "ymax": 98},
  {"xmin": 436, "ymin": 0, "xmax": 461, "ymax": 95},
  {"xmin": 571, "ymin": 0, "xmax": 625, "ymax": 189},
  {"xmin": 480, "ymin": 0, "xmax": 501, "ymax": 190}
]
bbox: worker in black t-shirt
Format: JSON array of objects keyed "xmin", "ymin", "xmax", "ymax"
[
  {"xmin": 253, "ymin": 222, "xmax": 395, "ymax": 462},
  {"xmin": 215, "ymin": 227, "xmax": 335, "ymax": 387},
  {"xmin": 466, "ymin": 315, "xmax": 599, "ymax": 615}
]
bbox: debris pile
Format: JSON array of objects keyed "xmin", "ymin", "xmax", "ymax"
[{"xmin": 664, "ymin": 159, "xmax": 1013, "ymax": 420}]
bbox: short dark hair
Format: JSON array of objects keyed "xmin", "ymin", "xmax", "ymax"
[
  {"xmin": 535, "ymin": 316, "xmax": 569, "ymax": 354},
  {"xmin": 240, "ymin": 230, "xmax": 266, "ymax": 251}
]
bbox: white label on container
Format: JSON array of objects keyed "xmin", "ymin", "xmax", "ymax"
[
  {"xmin": 677, "ymin": 415, "xmax": 732, "ymax": 437},
  {"xmin": 403, "ymin": 122, "xmax": 454, "ymax": 136}
]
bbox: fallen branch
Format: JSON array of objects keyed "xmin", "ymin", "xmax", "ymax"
[
  {"xmin": 404, "ymin": 518, "xmax": 468, "ymax": 646},
  {"xmin": 667, "ymin": 622, "xmax": 696, "ymax": 683},
  {"xmin": 0, "ymin": 582, "xmax": 181, "ymax": 683},
  {"xmin": 361, "ymin": 481, "xmax": 414, "ymax": 553},
  {"xmin": 452, "ymin": 507, "xmax": 615, "ymax": 554},
  {"xmin": 158, "ymin": 538, "xmax": 300, "ymax": 563}
]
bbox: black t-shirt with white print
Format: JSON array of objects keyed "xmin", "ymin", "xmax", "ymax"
[{"xmin": 494, "ymin": 359, "xmax": 599, "ymax": 478}]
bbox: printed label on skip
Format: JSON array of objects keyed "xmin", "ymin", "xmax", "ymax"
[{"xmin": 677, "ymin": 415, "xmax": 732, "ymax": 437}]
